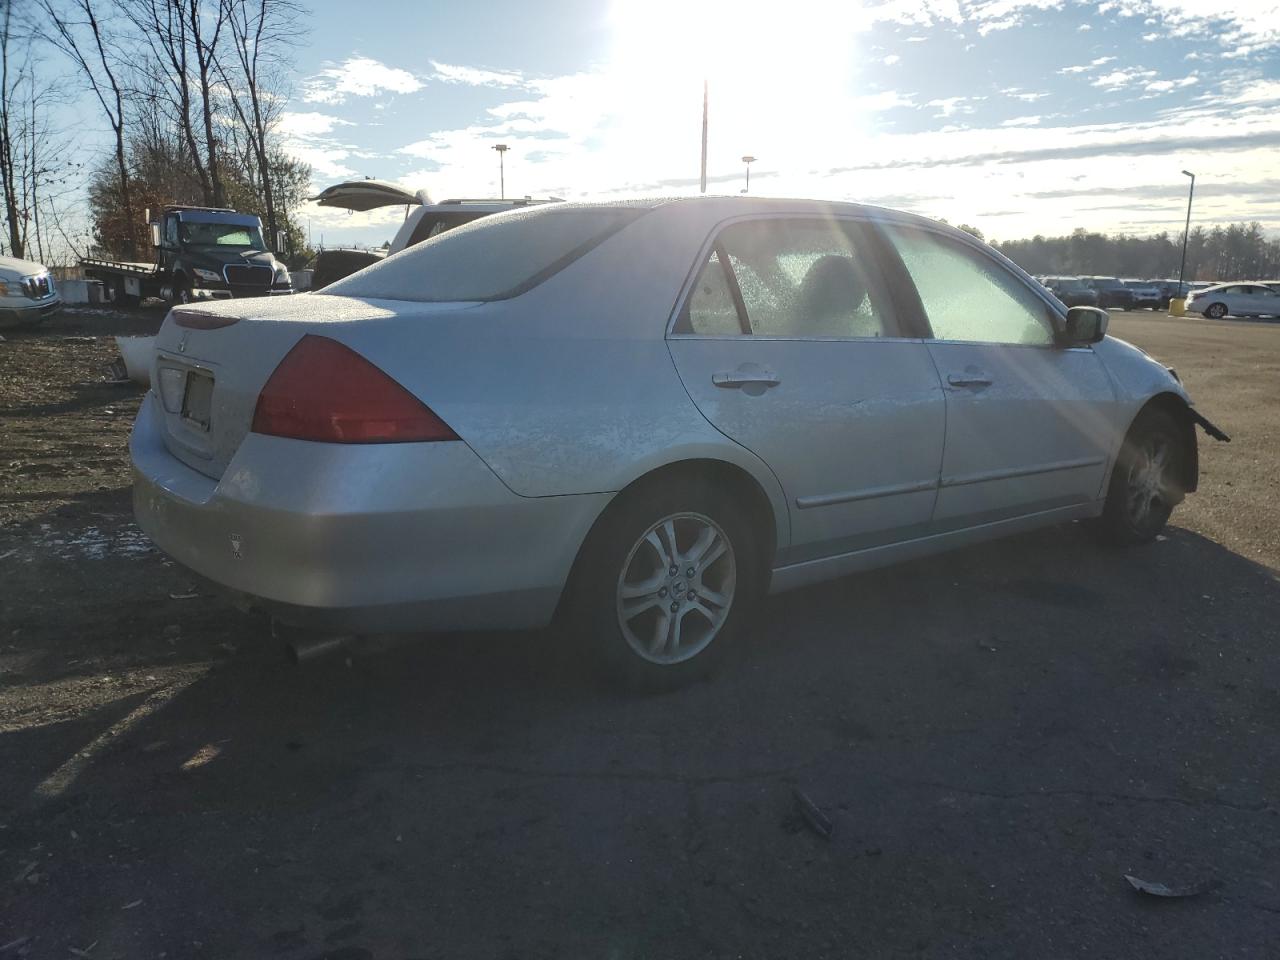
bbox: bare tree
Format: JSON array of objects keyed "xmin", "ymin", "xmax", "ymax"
[
  {"xmin": 122, "ymin": 0, "xmax": 212, "ymax": 203},
  {"xmin": 0, "ymin": 1, "xmax": 26, "ymax": 256},
  {"xmin": 38, "ymin": 0, "xmax": 138, "ymax": 256},
  {"xmin": 184, "ymin": 0, "xmax": 227, "ymax": 206},
  {"xmin": 216, "ymin": 0, "xmax": 304, "ymax": 243}
]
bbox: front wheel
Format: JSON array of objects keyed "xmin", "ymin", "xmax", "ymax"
[
  {"xmin": 568, "ymin": 480, "xmax": 763, "ymax": 691},
  {"xmin": 1098, "ymin": 408, "xmax": 1187, "ymax": 545},
  {"xmin": 1204, "ymin": 302, "xmax": 1227, "ymax": 319}
]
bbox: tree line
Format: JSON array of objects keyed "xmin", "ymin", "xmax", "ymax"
[
  {"xmin": 992, "ymin": 223, "xmax": 1280, "ymax": 282},
  {"xmin": 1, "ymin": 0, "xmax": 310, "ymax": 265}
]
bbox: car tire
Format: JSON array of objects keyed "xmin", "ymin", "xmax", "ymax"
[
  {"xmin": 567, "ymin": 477, "xmax": 764, "ymax": 691},
  {"xmin": 1097, "ymin": 407, "xmax": 1187, "ymax": 546},
  {"xmin": 1204, "ymin": 302, "xmax": 1227, "ymax": 319}
]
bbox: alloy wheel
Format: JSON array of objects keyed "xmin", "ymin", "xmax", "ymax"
[
  {"xmin": 615, "ymin": 512, "xmax": 737, "ymax": 665},
  {"xmin": 1125, "ymin": 434, "xmax": 1173, "ymax": 530}
]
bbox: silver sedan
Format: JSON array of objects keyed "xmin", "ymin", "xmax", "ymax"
[{"xmin": 131, "ymin": 197, "xmax": 1222, "ymax": 688}]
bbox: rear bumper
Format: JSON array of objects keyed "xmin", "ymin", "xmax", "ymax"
[{"xmin": 129, "ymin": 394, "xmax": 609, "ymax": 632}]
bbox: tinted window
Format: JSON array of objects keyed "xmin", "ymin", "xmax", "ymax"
[
  {"xmin": 329, "ymin": 205, "xmax": 646, "ymax": 302},
  {"xmin": 882, "ymin": 226, "xmax": 1055, "ymax": 346},
  {"xmin": 681, "ymin": 218, "xmax": 899, "ymax": 338},
  {"xmin": 406, "ymin": 211, "xmax": 487, "ymax": 249}
]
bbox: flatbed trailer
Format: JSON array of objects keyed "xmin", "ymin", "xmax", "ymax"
[{"xmin": 82, "ymin": 205, "xmax": 292, "ymax": 305}]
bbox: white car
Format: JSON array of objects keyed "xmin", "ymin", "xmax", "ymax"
[
  {"xmin": 1185, "ymin": 282, "xmax": 1280, "ymax": 319},
  {"xmin": 0, "ymin": 254, "xmax": 61, "ymax": 326},
  {"xmin": 310, "ymin": 179, "xmax": 560, "ymax": 255},
  {"xmin": 131, "ymin": 197, "xmax": 1228, "ymax": 688}
]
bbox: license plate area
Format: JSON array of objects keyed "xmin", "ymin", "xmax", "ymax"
[{"xmin": 181, "ymin": 371, "xmax": 214, "ymax": 431}]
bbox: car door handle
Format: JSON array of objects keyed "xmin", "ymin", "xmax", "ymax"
[
  {"xmin": 713, "ymin": 370, "xmax": 781, "ymax": 388},
  {"xmin": 947, "ymin": 373, "xmax": 993, "ymax": 388}
]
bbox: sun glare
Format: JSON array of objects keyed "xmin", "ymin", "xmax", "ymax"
[{"xmin": 607, "ymin": 0, "xmax": 870, "ymax": 190}]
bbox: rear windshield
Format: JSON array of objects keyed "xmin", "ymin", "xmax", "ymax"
[{"xmin": 327, "ymin": 205, "xmax": 647, "ymax": 302}]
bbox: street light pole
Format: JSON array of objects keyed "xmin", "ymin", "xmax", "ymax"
[
  {"xmin": 493, "ymin": 144, "xmax": 509, "ymax": 199},
  {"xmin": 699, "ymin": 79, "xmax": 708, "ymax": 194},
  {"xmin": 1178, "ymin": 169, "xmax": 1195, "ymax": 292},
  {"xmin": 741, "ymin": 155, "xmax": 756, "ymax": 194}
]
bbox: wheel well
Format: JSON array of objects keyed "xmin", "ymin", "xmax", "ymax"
[
  {"xmin": 552, "ymin": 459, "xmax": 780, "ymax": 624},
  {"xmin": 1133, "ymin": 392, "xmax": 1199, "ymax": 492}
]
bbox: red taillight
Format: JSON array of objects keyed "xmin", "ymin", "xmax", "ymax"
[
  {"xmin": 251, "ymin": 335, "xmax": 459, "ymax": 443},
  {"xmin": 174, "ymin": 310, "xmax": 239, "ymax": 330}
]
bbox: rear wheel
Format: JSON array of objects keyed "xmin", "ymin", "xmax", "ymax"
[
  {"xmin": 568, "ymin": 479, "xmax": 763, "ymax": 691},
  {"xmin": 1098, "ymin": 408, "xmax": 1186, "ymax": 545},
  {"xmin": 1204, "ymin": 302, "xmax": 1227, "ymax": 319}
]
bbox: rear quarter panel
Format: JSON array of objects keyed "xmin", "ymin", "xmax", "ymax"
[{"xmin": 335, "ymin": 205, "xmax": 793, "ymax": 546}]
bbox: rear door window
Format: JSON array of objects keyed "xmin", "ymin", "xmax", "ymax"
[{"xmin": 677, "ymin": 218, "xmax": 902, "ymax": 338}]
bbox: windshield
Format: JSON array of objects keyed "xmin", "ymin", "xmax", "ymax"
[
  {"xmin": 180, "ymin": 220, "xmax": 266, "ymax": 249},
  {"xmin": 329, "ymin": 205, "xmax": 648, "ymax": 302}
]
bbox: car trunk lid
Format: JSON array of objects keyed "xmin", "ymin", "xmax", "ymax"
[{"xmin": 151, "ymin": 294, "xmax": 469, "ymax": 480}]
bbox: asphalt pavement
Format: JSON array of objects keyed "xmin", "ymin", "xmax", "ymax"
[{"xmin": 1, "ymin": 311, "xmax": 1278, "ymax": 959}]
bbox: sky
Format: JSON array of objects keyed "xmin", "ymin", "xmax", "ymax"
[{"xmin": 49, "ymin": 0, "xmax": 1280, "ymax": 251}]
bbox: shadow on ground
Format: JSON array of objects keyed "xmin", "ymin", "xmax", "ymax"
[{"xmin": 3, "ymin": 520, "xmax": 1279, "ymax": 958}]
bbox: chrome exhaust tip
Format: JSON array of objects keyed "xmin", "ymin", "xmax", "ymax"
[{"xmin": 272, "ymin": 620, "xmax": 352, "ymax": 664}]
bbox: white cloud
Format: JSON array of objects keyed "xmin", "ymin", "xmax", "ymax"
[
  {"xmin": 1091, "ymin": 66, "xmax": 1159, "ymax": 88},
  {"xmin": 1094, "ymin": 0, "xmax": 1280, "ymax": 55},
  {"xmin": 430, "ymin": 61, "xmax": 526, "ymax": 88},
  {"xmin": 856, "ymin": 90, "xmax": 916, "ymax": 110},
  {"xmin": 883, "ymin": 54, "xmax": 902, "ymax": 64},
  {"xmin": 1078, "ymin": 22, "xmax": 1092, "ymax": 29},
  {"xmin": 1144, "ymin": 75, "xmax": 1199, "ymax": 93},
  {"xmin": 1059, "ymin": 55, "xmax": 1117, "ymax": 74},
  {"xmin": 1001, "ymin": 115, "xmax": 1042, "ymax": 126},
  {"xmin": 927, "ymin": 95, "xmax": 981, "ymax": 116},
  {"xmin": 285, "ymin": 144, "xmax": 356, "ymax": 181},
  {"xmin": 276, "ymin": 112, "xmax": 353, "ymax": 138},
  {"xmin": 303, "ymin": 57, "xmax": 423, "ymax": 105}
]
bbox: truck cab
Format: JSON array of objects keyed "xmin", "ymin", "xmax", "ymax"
[{"xmin": 153, "ymin": 206, "xmax": 292, "ymax": 302}]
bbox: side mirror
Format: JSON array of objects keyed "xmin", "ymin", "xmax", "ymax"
[
  {"xmin": 1062, "ymin": 306, "xmax": 1108, "ymax": 345},
  {"xmin": 150, "ymin": 222, "xmax": 161, "ymax": 248},
  {"xmin": 276, "ymin": 229, "xmax": 287, "ymax": 255}
]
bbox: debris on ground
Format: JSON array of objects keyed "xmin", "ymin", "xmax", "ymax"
[
  {"xmin": 1124, "ymin": 874, "xmax": 1218, "ymax": 898},
  {"xmin": 792, "ymin": 788, "xmax": 834, "ymax": 840}
]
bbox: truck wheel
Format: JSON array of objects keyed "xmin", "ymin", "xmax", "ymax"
[{"xmin": 174, "ymin": 279, "xmax": 192, "ymax": 305}]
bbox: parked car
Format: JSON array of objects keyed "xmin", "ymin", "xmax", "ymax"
[
  {"xmin": 131, "ymin": 197, "xmax": 1225, "ymax": 688},
  {"xmin": 1123, "ymin": 280, "xmax": 1163, "ymax": 310},
  {"xmin": 1154, "ymin": 280, "xmax": 1190, "ymax": 308},
  {"xmin": 1185, "ymin": 282, "xmax": 1280, "ymax": 319},
  {"xmin": 307, "ymin": 248, "xmax": 386, "ymax": 291},
  {"xmin": 0, "ymin": 254, "xmax": 60, "ymax": 326},
  {"xmin": 312, "ymin": 179, "xmax": 561, "ymax": 257},
  {"xmin": 1040, "ymin": 276, "xmax": 1099, "ymax": 308},
  {"xmin": 1081, "ymin": 276, "xmax": 1135, "ymax": 310}
]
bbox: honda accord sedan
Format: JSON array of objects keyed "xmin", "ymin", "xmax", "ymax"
[{"xmin": 131, "ymin": 197, "xmax": 1224, "ymax": 688}]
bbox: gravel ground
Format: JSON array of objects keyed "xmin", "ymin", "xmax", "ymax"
[{"xmin": 1, "ymin": 308, "xmax": 1278, "ymax": 959}]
